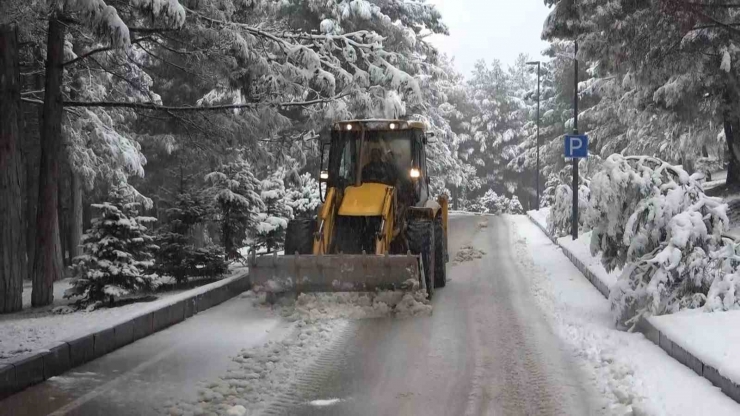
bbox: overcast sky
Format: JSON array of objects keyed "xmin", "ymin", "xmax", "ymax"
[{"xmin": 428, "ymin": 0, "xmax": 552, "ymax": 77}]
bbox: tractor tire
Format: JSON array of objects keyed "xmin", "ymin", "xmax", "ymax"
[
  {"xmin": 284, "ymin": 218, "xmax": 316, "ymax": 255},
  {"xmin": 434, "ymin": 216, "xmax": 447, "ymax": 288},
  {"xmin": 406, "ymin": 217, "xmax": 435, "ymax": 299}
]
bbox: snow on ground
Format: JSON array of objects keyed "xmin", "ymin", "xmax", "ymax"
[
  {"xmin": 528, "ymin": 208, "xmax": 620, "ymax": 290},
  {"xmin": 453, "ymin": 245, "xmax": 485, "ymax": 265},
  {"xmin": 165, "ymin": 316, "xmax": 347, "ymax": 416},
  {"xmin": 558, "ymin": 231, "xmax": 620, "ymax": 289},
  {"xmin": 449, "ymin": 210, "xmax": 478, "ymax": 216},
  {"xmin": 651, "ymin": 310, "xmax": 740, "ymax": 384},
  {"xmin": 527, "ymin": 207, "xmax": 550, "ymax": 230},
  {"xmin": 0, "ymin": 268, "xmax": 248, "ymax": 364},
  {"xmin": 247, "ymin": 286, "xmax": 433, "ymax": 321},
  {"xmin": 166, "ymin": 287, "xmax": 431, "ymax": 415},
  {"xmin": 21, "ymin": 278, "xmax": 74, "ymax": 309},
  {"xmin": 509, "ymin": 215, "xmax": 740, "ymax": 415}
]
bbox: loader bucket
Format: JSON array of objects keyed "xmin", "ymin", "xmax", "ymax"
[{"xmin": 248, "ymin": 253, "xmax": 425, "ymax": 294}]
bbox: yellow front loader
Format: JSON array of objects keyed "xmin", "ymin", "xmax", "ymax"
[{"xmin": 249, "ymin": 119, "xmax": 449, "ymax": 299}]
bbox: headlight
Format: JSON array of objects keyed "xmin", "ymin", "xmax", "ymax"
[
  {"xmin": 410, "ymin": 168, "xmax": 421, "ymax": 179},
  {"xmin": 389, "ymin": 122, "xmax": 397, "ymax": 130},
  {"xmin": 345, "ymin": 124, "xmax": 353, "ymax": 131},
  {"xmin": 320, "ymin": 171, "xmax": 329, "ymax": 180}
]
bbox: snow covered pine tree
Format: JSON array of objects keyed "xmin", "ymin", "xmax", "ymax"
[
  {"xmin": 205, "ymin": 159, "xmax": 264, "ymax": 260},
  {"xmin": 68, "ymin": 187, "xmax": 158, "ymax": 306},
  {"xmin": 153, "ymin": 190, "xmax": 227, "ymax": 284},
  {"xmin": 255, "ymin": 170, "xmax": 291, "ymax": 254}
]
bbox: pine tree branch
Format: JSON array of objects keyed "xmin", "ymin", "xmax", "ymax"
[
  {"xmin": 63, "ymin": 37, "xmax": 152, "ymax": 67},
  {"xmin": 60, "ymin": 93, "xmax": 347, "ymax": 112},
  {"xmin": 682, "ymin": 1, "xmax": 740, "ymax": 8},
  {"xmin": 128, "ymin": 27, "xmax": 181, "ymax": 34},
  {"xmin": 134, "ymin": 43, "xmax": 204, "ymax": 80},
  {"xmin": 183, "ymin": 7, "xmax": 383, "ymax": 50}
]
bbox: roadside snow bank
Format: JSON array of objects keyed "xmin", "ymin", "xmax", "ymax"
[
  {"xmin": 510, "ymin": 215, "xmax": 740, "ymax": 415},
  {"xmin": 0, "ymin": 270, "xmax": 247, "ymax": 364},
  {"xmin": 558, "ymin": 231, "xmax": 620, "ymax": 290},
  {"xmin": 527, "ymin": 207, "xmax": 550, "ymax": 230},
  {"xmin": 650, "ymin": 310, "xmax": 740, "ymax": 384}
]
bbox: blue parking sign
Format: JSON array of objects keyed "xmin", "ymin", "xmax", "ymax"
[{"xmin": 564, "ymin": 134, "xmax": 589, "ymax": 158}]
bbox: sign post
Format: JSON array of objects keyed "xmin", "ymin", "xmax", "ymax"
[{"xmin": 564, "ymin": 133, "xmax": 588, "ymax": 240}]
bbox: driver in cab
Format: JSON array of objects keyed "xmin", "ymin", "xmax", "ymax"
[{"xmin": 362, "ymin": 147, "xmax": 398, "ymax": 185}]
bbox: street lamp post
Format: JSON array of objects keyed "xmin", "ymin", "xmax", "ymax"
[
  {"xmin": 526, "ymin": 60, "xmax": 541, "ymax": 210},
  {"xmin": 557, "ymin": 42, "xmax": 581, "ymax": 240},
  {"xmin": 572, "ymin": 41, "xmax": 579, "ymax": 240}
]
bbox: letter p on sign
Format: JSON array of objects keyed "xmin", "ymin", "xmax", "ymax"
[{"xmin": 564, "ymin": 134, "xmax": 589, "ymax": 159}]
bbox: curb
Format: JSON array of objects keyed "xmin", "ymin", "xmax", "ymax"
[
  {"xmin": 0, "ymin": 273, "xmax": 250, "ymax": 400},
  {"xmin": 525, "ymin": 213, "xmax": 740, "ymax": 405}
]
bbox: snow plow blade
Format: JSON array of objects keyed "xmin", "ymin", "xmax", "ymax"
[{"xmin": 248, "ymin": 253, "xmax": 424, "ymax": 293}]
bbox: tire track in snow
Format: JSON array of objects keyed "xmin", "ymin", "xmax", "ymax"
[
  {"xmin": 260, "ymin": 322, "xmax": 355, "ymax": 415},
  {"xmin": 463, "ymin": 216, "xmax": 592, "ymax": 416}
]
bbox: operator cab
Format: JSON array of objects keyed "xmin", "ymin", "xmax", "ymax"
[{"xmin": 321, "ymin": 119, "xmax": 432, "ymax": 205}]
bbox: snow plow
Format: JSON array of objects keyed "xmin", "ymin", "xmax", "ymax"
[{"xmin": 249, "ymin": 119, "xmax": 449, "ymax": 299}]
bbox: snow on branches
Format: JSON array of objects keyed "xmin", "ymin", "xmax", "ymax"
[
  {"xmin": 255, "ymin": 169, "xmax": 291, "ymax": 253},
  {"xmin": 284, "ymin": 173, "xmax": 321, "ymax": 219},
  {"xmin": 68, "ymin": 187, "xmax": 158, "ymax": 304},
  {"xmin": 586, "ymin": 155, "xmax": 731, "ymax": 326},
  {"xmin": 205, "ymin": 159, "xmax": 265, "ymax": 259}
]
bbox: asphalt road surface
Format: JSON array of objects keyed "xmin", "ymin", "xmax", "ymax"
[{"xmin": 2, "ymin": 215, "xmax": 594, "ymax": 416}]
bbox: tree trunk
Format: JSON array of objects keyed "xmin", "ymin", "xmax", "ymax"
[
  {"xmin": 58, "ymin": 177, "xmax": 67, "ymax": 268},
  {"xmin": 32, "ymin": 17, "xmax": 65, "ymax": 307},
  {"xmin": 0, "ymin": 25, "xmax": 25, "ymax": 313},
  {"xmin": 725, "ymin": 119, "xmax": 740, "ymax": 189},
  {"xmin": 223, "ymin": 212, "xmax": 232, "ymax": 259},
  {"xmin": 24, "ymin": 75, "xmax": 42, "ymax": 279},
  {"xmin": 192, "ymin": 222, "xmax": 205, "ymax": 249},
  {"xmin": 69, "ymin": 172, "xmax": 83, "ymax": 261}
]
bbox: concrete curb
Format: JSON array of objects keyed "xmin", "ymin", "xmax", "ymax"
[
  {"xmin": 0, "ymin": 273, "xmax": 250, "ymax": 400},
  {"xmin": 525, "ymin": 213, "xmax": 740, "ymax": 405}
]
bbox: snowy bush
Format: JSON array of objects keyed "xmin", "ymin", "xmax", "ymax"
[
  {"xmin": 255, "ymin": 170, "xmax": 291, "ymax": 253},
  {"xmin": 587, "ymin": 155, "xmax": 730, "ymax": 326},
  {"xmin": 68, "ymin": 188, "xmax": 158, "ymax": 304},
  {"xmin": 284, "ymin": 173, "xmax": 320, "ymax": 219},
  {"xmin": 153, "ymin": 191, "xmax": 227, "ymax": 283},
  {"xmin": 205, "ymin": 160, "xmax": 265, "ymax": 260},
  {"xmin": 540, "ymin": 173, "xmax": 559, "ymax": 208},
  {"xmin": 508, "ymin": 195, "xmax": 523, "ymax": 214},
  {"xmin": 546, "ymin": 163, "xmax": 592, "ymax": 237},
  {"xmin": 478, "ymin": 189, "xmax": 499, "ymax": 213},
  {"xmin": 477, "ymin": 190, "xmax": 524, "ymax": 215},
  {"xmin": 548, "ymin": 183, "xmax": 590, "ymax": 237}
]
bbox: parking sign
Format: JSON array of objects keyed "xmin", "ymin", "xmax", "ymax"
[{"xmin": 564, "ymin": 134, "xmax": 589, "ymax": 158}]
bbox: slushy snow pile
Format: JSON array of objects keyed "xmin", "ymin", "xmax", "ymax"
[
  {"xmin": 165, "ymin": 287, "xmax": 431, "ymax": 415},
  {"xmin": 165, "ymin": 317, "xmax": 347, "ymax": 416},
  {"xmin": 453, "ymin": 245, "xmax": 486, "ymax": 264},
  {"xmin": 247, "ymin": 288, "xmax": 432, "ymax": 320},
  {"xmin": 510, "ymin": 215, "xmax": 740, "ymax": 415}
]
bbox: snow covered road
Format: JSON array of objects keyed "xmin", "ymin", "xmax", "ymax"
[
  {"xmin": 255, "ymin": 215, "xmax": 594, "ymax": 416},
  {"xmin": 5, "ymin": 214, "xmax": 737, "ymax": 415}
]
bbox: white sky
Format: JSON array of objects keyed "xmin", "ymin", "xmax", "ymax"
[{"xmin": 428, "ymin": 0, "xmax": 552, "ymax": 77}]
